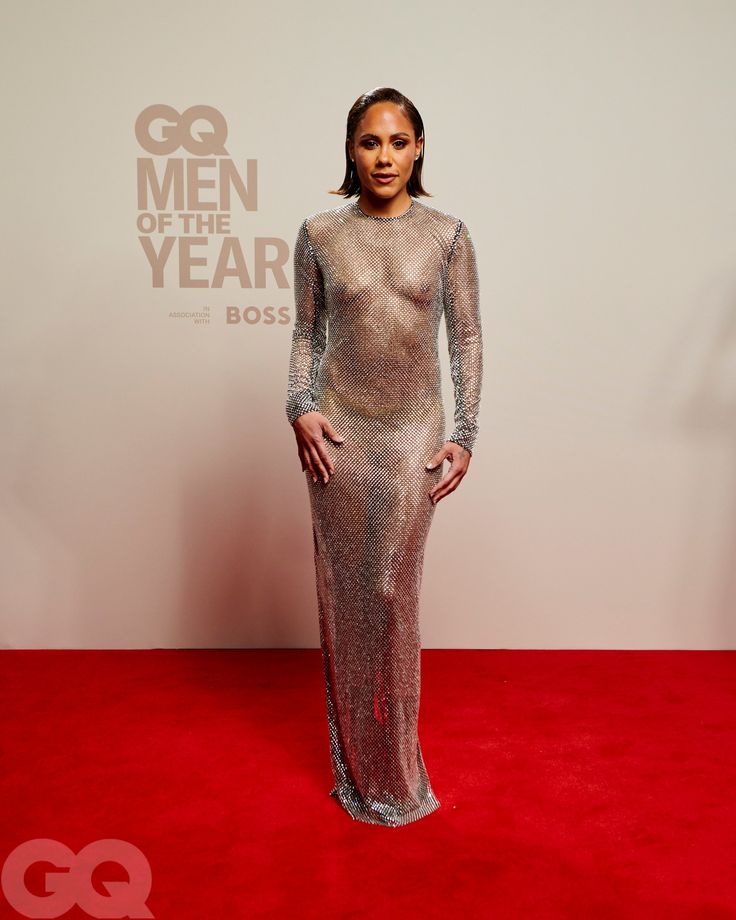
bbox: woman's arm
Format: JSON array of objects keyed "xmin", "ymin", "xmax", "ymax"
[
  {"xmin": 285, "ymin": 218, "xmax": 327, "ymax": 425},
  {"xmin": 443, "ymin": 219, "xmax": 483, "ymax": 454}
]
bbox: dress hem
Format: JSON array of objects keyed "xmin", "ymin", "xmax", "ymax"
[{"xmin": 328, "ymin": 785, "xmax": 442, "ymax": 828}]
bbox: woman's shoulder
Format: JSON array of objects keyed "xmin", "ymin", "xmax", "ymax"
[
  {"xmin": 413, "ymin": 202, "xmax": 475, "ymax": 261},
  {"xmin": 298, "ymin": 201, "xmax": 354, "ymax": 235},
  {"xmin": 414, "ymin": 200, "xmax": 468, "ymax": 233}
]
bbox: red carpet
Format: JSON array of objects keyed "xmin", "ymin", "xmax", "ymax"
[{"xmin": 1, "ymin": 649, "xmax": 734, "ymax": 918}]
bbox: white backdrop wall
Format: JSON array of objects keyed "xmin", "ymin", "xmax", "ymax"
[{"xmin": 1, "ymin": 0, "xmax": 735, "ymax": 648}]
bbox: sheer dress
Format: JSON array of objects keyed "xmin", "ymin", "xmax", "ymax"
[{"xmin": 286, "ymin": 196, "xmax": 483, "ymax": 826}]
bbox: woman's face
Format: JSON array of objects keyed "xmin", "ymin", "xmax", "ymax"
[{"xmin": 348, "ymin": 102, "xmax": 423, "ymax": 200}]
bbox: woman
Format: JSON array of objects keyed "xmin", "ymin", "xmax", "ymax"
[{"xmin": 285, "ymin": 86, "xmax": 483, "ymax": 826}]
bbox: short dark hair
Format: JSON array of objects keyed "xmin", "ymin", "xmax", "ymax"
[{"xmin": 329, "ymin": 86, "xmax": 432, "ymax": 199}]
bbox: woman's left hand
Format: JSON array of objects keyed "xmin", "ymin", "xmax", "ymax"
[{"xmin": 425, "ymin": 441, "xmax": 472, "ymax": 504}]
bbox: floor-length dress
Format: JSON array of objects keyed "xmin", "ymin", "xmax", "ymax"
[{"xmin": 285, "ymin": 196, "xmax": 483, "ymax": 826}]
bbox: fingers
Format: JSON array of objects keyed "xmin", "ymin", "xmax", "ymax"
[
  {"xmin": 300, "ymin": 433, "xmax": 335, "ymax": 485},
  {"xmin": 425, "ymin": 447, "xmax": 447, "ymax": 471},
  {"xmin": 323, "ymin": 420, "xmax": 345, "ymax": 445},
  {"xmin": 297, "ymin": 434, "xmax": 324, "ymax": 483},
  {"xmin": 301, "ymin": 448, "xmax": 326, "ymax": 484},
  {"xmin": 314, "ymin": 437, "xmax": 336, "ymax": 483},
  {"xmin": 429, "ymin": 466, "xmax": 464, "ymax": 504},
  {"xmin": 293, "ymin": 413, "xmax": 343, "ymax": 484},
  {"xmin": 299, "ymin": 446, "xmax": 317, "ymax": 481},
  {"xmin": 428, "ymin": 445, "xmax": 470, "ymax": 504}
]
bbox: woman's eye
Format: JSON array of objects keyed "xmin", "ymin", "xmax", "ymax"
[{"xmin": 362, "ymin": 140, "xmax": 408, "ymax": 149}]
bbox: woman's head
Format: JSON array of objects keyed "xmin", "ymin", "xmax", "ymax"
[{"xmin": 330, "ymin": 87, "xmax": 431, "ymax": 199}]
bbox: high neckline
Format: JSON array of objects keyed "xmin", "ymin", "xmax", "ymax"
[{"xmin": 354, "ymin": 198, "xmax": 416, "ymax": 221}]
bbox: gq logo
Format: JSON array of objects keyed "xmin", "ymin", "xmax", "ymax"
[
  {"xmin": 2, "ymin": 839, "xmax": 154, "ymax": 918},
  {"xmin": 134, "ymin": 104, "xmax": 229, "ymax": 156}
]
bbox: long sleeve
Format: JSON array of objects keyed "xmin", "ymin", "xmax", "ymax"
[
  {"xmin": 285, "ymin": 218, "xmax": 327, "ymax": 425},
  {"xmin": 443, "ymin": 219, "xmax": 483, "ymax": 453}
]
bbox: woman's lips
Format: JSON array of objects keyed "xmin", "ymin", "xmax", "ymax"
[{"xmin": 373, "ymin": 175, "xmax": 396, "ymax": 184}]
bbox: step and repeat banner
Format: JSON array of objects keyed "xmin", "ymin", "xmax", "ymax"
[{"xmin": 2, "ymin": 1, "xmax": 734, "ymax": 648}]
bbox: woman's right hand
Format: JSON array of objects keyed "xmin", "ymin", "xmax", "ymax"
[{"xmin": 292, "ymin": 412, "xmax": 344, "ymax": 484}]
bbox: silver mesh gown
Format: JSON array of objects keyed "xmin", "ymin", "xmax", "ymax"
[{"xmin": 285, "ymin": 196, "xmax": 482, "ymax": 826}]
